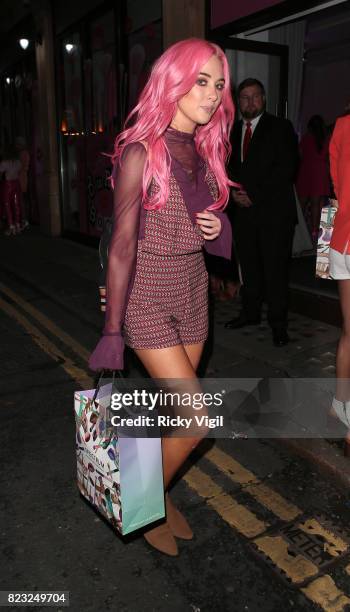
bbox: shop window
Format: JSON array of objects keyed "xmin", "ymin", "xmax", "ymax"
[
  {"xmin": 59, "ymin": 32, "xmax": 85, "ymax": 232},
  {"xmin": 85, "ymin": 11, "xmax": 116, "ymax": 237}
]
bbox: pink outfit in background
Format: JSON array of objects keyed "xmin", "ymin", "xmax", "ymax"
[
  {"xmin": 0, "ymin": 160, "xmax": 23, "ymax": 228},
  {"xmin": 329, "ymin": 115, "xmax": 350, "ymax": 254},
  {"xmin": 296, "ymin": 132, "xmax": 331, "ymax": 199},
  {"xmin": 2, "ymin": 181, "xmax": 22, "ymax": 226},
  {"xmin": 0, "ymin": 160, "xmax": 22, "ymax": 181},
  {"xmin": 18, "ymin": 150, "xmax": 30, "ymax": 193}
]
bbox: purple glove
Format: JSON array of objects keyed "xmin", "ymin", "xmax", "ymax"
[{"xmin": 88, "ymin": 334, "xmax": 125, "ymax": 371}]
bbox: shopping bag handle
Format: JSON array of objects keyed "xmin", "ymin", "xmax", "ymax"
[{"xmin": 92, "ymin": 369, "xmax": 123, "ymax": 404}]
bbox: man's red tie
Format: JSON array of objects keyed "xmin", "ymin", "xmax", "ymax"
[{"xmin": 243, "ymin": 121, "xmax": 252, "ymax": 161}]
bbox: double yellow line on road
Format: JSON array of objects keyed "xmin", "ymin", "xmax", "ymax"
[
  {"xmin": 0, "ymin": 281, "xmax": 92, "ymax": 389},
  {"xmin": 1, "ymin": 280, "xmax": 350, "ymax": 611}
]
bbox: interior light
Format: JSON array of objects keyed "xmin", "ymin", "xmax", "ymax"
[
  {"xmin": 65, "ymin": 43, "xmax": 74, "ymax": 54},
  {"xmin": 6, "ymin": 77, "xmax": 11, "ymax": 84},
  {"xmin": 19, "ymin": 38, "xmax": 30, "ymax": 50}
]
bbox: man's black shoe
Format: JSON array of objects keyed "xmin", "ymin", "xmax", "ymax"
[
  {"xmin": 225, "ymin": 315, "xmax": 261, "ymax": 330},
  {"xmin": 272, "ymin": 329, "xmax": 289, "ymax": 346}
]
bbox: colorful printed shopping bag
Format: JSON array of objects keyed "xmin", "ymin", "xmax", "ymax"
[
  {"xmin": 74, "ymin": 380, "xmax": 165, "ymax": 535},
  {"xmin": 316, "ymin": 204, "xmax": 337, "ymax": 279}
]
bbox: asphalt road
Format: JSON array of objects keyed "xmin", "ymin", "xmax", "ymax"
[{"xmin": 1, "ymin": 233, "xmax": 350, "ymax": 612}]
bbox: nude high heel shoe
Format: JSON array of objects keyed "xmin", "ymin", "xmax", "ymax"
[
  {"xmin": 166, "ymin": 493, "xmax": 193, "ymax": 540},
  {"xmin": 143, "ymin": 521, "xmax": 179, "ymax": 556}
]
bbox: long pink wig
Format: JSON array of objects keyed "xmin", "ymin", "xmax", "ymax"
[{"xmin": 112, "ymin": 38, "xmax": 235, "ymax": 210}]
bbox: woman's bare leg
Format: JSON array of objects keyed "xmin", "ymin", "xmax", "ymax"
[
  {"xmin": 336, "ymin": 280, "xmax": 350, "ymax": 397},
  {"xmin": 183, "ymin": 342, "xmax": 204, "ymax": 371},
  {"xmin": 334, "ymin": 280, "xmax": 350, "ymax": 447},
  {"xmin": 134, "ymin": 342, "xmax": 205, "ymax": 489}
]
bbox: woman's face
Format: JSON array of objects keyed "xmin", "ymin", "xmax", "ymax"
[{"xmin": 172, "ymin": 54, "xmax": 225, "ymax": 133}]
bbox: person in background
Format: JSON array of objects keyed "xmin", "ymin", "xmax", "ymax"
[
  {"xmin": 226, "ymin": 78, "xmax": 298, "ymax": 347},
  {"xmin": 0, "ymin": 145, "xmax": 22, "ymax": 236},
  {"xmin": 328, "ymin": 103, "xmax": 350, "ymax": 454},
  {"xmin": 206, "ymin": 250, "xmax": 241, "ymax": 301},
  {"xmin": 15, "ymin": 137, "xmax": 30, "ymax": 230},
  {"xmin": 89, "ymin": 38, "xmax": 233, "ymax": 556},
  {"xmin": 296, "ymin": 115, "xmax": 331, "ymax": 243}
]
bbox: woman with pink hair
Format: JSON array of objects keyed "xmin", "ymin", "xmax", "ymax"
[{"xmin": 89, "ymin": 38, "xmax": 234, "ymax": 555}]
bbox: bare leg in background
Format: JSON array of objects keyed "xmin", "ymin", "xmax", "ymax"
[{"xmin": 335, "ymin": 279, "xmax": 350, "ymax": 448}]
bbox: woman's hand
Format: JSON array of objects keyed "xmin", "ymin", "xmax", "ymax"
[
  {"xmin": 88, "ymin": 335, "xmax": 125, "ymax": 371},
  {"xmin": 195, "ymin": 210, "xmax": 221, "ymax": 240}
]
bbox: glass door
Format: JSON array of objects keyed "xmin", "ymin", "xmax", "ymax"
[{"xmin": 210, "ymin": 36, "xmax": 288, "ymax": 118}]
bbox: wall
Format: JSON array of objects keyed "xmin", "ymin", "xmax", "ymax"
[
  {"xmin": 300, "ymin": 48, "xmax": 350, "ymax": 131},
  {"xmin": 128, "ymin": 0, "xmax": 161, "ymax": 32},
  {"xmin": 54, "ymin": 0, "xmax": 102, "ymax": 34},
  {"xmin": 211, "ymin": 0, "xmax": 282, "ymax": 29},
  {"xmin": 299, "ymin": 5, "xmax": 350, "ymax": 132}
]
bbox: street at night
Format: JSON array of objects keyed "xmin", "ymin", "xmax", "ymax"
[
  {"xmin": 2, "ymin": 1, "xmax": 350, "ymax": 610},
  {"xmin": 1, "ymin": 231, "xmax": 350, "ymax": 611}
]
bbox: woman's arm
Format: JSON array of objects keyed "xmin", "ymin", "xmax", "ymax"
[
  {"xmin": 196, "ymin": 210, "xmax": 232, "ymax": 260},
  {"xmin": 89, "ymin": 142, "xmax": 147, "ymax": 371}
]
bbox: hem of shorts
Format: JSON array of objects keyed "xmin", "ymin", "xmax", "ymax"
[
  {"xmin": 125, "ymin": 336, "xmax": 208, "ymax": 350},
  {"xmin": 329, "ymin": 273, "xmax": 350, "ymax": 280}
]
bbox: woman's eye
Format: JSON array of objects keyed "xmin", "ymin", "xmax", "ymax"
[
  {"xmin": 216, "ymin": 83, "xmax": 224, "ymax": 91},
  {"xmin": 196, "ymin": 79, "xmax": 207, "ymax": 86}
]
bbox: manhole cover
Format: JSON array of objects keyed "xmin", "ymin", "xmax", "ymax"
[
  {"xmin": 249, "ymin": 514, "xmax": 350, "ymax": 586},
  {"xmin": 279, "ymin": 515, "xmax": 349, "ymax": 569}
]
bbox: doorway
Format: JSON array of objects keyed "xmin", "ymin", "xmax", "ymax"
[{"xmin": 210, "ymin": 36, "xmax": 288, "ymax": 118}]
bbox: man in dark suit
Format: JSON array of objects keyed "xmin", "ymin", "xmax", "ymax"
[{"xmin": 226, "ymin": 78, "xmax": 298, "ymax": 346}]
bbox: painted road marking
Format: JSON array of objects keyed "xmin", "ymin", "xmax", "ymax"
[
  {"xmin": 185, "ymin": 463, "xmax": 350, "ymax": 608},
  {"xmin": 252, "ymin": 517, "xmax": 349, "ymax": 586},
  {"xmin": 298, "ymin": 518, "xmax": 348, "ymax": 557},
  {"xmin": 302, "ymin": 575, "xmax": 350, "ymax": 611},
  {"xmin": 205, "ymin": 445, "xmax": 302, "ymax": 521},
  {"xmin": 254, "ymin": 534, "xmax": 319, "ymax": 583},
  {"xmin": 184, "ymin": 465, "xmax": 268, "ymax": 538},
  {"xmin": 0, "ymin": 296, "xmax": 92, "ymax": 390},
  {"xmin": 0, "ymin": 282, "xmax": 90, "ymax": 362},
  {"xmin": 205, "ymin": 445, "xmax": 258, "ymax": 485}
]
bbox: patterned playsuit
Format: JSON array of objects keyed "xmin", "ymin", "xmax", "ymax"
[{"xmin": 124, "ymin": 173, "xmax": 211, "ymax": 348}]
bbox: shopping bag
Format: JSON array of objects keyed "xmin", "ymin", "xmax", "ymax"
[
  {"xmin": 74, "ymin": 377, "xmax": 165, "ymax": 535},
  {"xmin": 316, "ymin": 204, "xmax": 337, "ymax": 279}
]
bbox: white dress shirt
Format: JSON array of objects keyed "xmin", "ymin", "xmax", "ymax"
[{"xmin": 240, "ymin": 113, "xmax": 263, "ymax": 162}]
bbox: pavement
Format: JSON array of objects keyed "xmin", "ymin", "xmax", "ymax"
[{"xmin": 1, "ymin": 228, "xmax": 350, "ymax": 611}]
